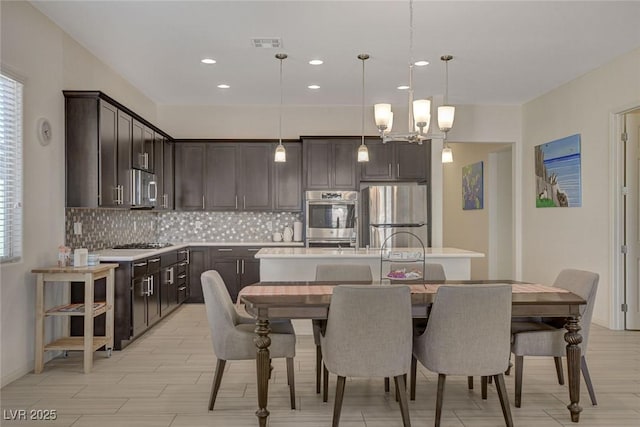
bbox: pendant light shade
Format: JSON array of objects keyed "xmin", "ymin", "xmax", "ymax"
[
  {"xmin": 357, "ymin": 54, "xmax": 370, "ymax": 162},
  {"xmin": 438, "ymin": 105, "xmax": 455, "ymax": 132},
  {"xmin": 274, "ymin": 53, "xmax": 287, "ymax": 162},
  {"xmin": 442, "ymin": 144, "xmax": 453, "ymax": 163}
]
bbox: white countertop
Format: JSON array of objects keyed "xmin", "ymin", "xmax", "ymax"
[
  {"xmin": 95, "ymin": 241, "xmax": 304, "ymax": 262},
  {"xmin": 255, "ymin": 247, "xmax": 485, "ymax": 259}
]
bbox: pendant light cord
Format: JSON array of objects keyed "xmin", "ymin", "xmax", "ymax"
[
  {"xmin": 361, "ymin": 56, "xmax": 365, "ymax": 145},
  {"xmin": 279, "ymin": 57, "xmax": 283, "ymax": 145}
]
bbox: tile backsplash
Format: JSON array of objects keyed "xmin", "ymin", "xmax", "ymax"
[
  {"xmin": 65, "ymin": 209, "xmax": 303, "ymax": 250},
  {"xmin": 157, "ymin": 211, "xmax": 302, "ymax": 243}
]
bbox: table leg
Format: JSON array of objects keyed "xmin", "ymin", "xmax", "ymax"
[
  {"xmin": 83, "ymin": 273, "xmax": 94, "ymax": 374},
  {"xmin": 564, "ymin": 315, "xmax": 582, "ymax": 422},
  {"xmin": 34, "ymin": 274, "xmax": 45, "ymax": 374},
  {"xmin": 254, "ymin": 317, "xmax": 271, "ymax": 427},
  {"xmin": 106, "ymin": 268, "xmax": 115, "ymax": 353}
]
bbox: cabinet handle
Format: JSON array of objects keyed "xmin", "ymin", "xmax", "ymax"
[
  {"xmin": 163, "ymin": 194, "xmax": 169, "ymax": 209},
  {"xmin": 134, "ymin": 262, "xmax": 148, "ymax": 267},
  {"xmin": 218, "ymin": 248, "xmax": 233, "ymax": 252},
  {"xmin": 141, "ymin": 277, "xmax": 150, "ymax": 296},
  {"xmin": 144, "ymin": 152, "xmax": 149, "ymax": 169},
  {"xmin": 388, "ymin": 163, "xmax": 392, "ymax": 177},
  {"xmin": 178, "ymin": 286, "xmax": 187, "ymax": 291},
  {"xmin": 397, "ymin": 163, "xmax": 400, "ymax": 177},
  {"xmin": 202, "ymin": 195, "xmax": 205, "ymax": 210},
  {"xmin": 178, "ymin": 274, "xmax": 187, "ymax": 280},
  {"xmin": 113, "ymin": 187, "xmax": 119, "ymax": 205},
  {"xmin": 178, "ymin": 262, "xmax": 188, "ymax": 267},
  {"xmin": 236, "ymin": 259, "xmax": 240, "ymax": 275},
  {"xmin": 247, "ymin": 248, "xmax": 260, "ymax": 252},
  {"xmin": 241, "ymin": 259, "xmax": 245, "ymax": 274},
  {"xmin": 243, "ymin": 196, "xmax": 246, "ymax": 210},
  {"xmin": 235, "ymin": 195, "xmax": 238, "ymax": 210},
  {"xmin": 148, "ymin": 258, "xmax": 160, "ymax": 263},
  {"xmin": 166, "ymin": 267, "xmax": 174, "ymax": 284},
  {"xmin": 149, "ymin": 181, "xmax": 158, "ymax": 202}
]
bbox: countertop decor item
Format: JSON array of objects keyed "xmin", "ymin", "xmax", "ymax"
[{"xmin": 283, "ymin": 225, "xmax": 293, "ymax": 242}]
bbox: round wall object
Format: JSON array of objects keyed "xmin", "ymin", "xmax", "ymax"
[{"xmin": 37, "ymin": 118, "xmax": 52, "ymax": 146}]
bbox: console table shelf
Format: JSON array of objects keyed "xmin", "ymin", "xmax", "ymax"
[{"xmin": 32, "ymin": 263, "xmax": 118, "ymax": 374}]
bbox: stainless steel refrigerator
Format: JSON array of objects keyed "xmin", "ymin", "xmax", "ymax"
[{"xmin": 360, "ymin": 185, "xmax": 430, "ymax": 248}]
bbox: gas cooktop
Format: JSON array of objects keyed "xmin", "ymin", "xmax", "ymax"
[{"xmin": 112, "ymin": 243, "xmax": 173, "ymax": 249}]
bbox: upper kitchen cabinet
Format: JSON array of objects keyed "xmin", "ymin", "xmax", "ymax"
[
  {"xmin": 273, "ymin": 142, "xmax": 302, "ymax": 211},
  {"xmin": 65, "ymin": 92, "xmax": 131, "ymax": 207},
  {"xmin": 64, "ymin": 91, "xmax": 173, "ymax": 209},
  {"xmin": 175, "ymin": 141, "xmax": 275, "ymax": 211},
  {"xmin": 132, "ymin": 119, "xmax": 154, "ymax": 172},
  {"xmin": 360, "ymin": 139, "xmax": 430, "ymax": 182},
  {"xmin": 153, "ymin": 132, "xmax": 174, "ymax": 210},
  {"xmin": 302, "ymin": 137, "xmax": 359, "ymax": 190}
]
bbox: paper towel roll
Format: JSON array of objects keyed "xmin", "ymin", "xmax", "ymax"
[{"xmin": 293, "ymin": 221, "xmax": 303, "ymax": 242}]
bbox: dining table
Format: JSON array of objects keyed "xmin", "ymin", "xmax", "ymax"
[{"xmin": 239, "ymin": 280, "xmax": 587, "ymax": 427}]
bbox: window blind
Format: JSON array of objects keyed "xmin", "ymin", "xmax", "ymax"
[{"xmin": 0, "ymin": 73, "xmax": 23, "ymax": 262}]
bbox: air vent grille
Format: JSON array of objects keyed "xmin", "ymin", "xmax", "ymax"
[{"xmin": 251, "ymin": 38, "xmax": 282, "ymax": 48}]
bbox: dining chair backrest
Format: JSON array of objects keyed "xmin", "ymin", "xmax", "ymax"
[
  {"xmin": 322, "ymin": 285, "xmax": 412, "ymax": 378},
  {"xmin": 419, "ymin": 284, "xmax": 512, "ymax": 376},
  {"xmin": 315, "ymin": 264, "xmax": 373, "ymax": 282},
  {"xmin": 553, "ymin": 269, "xmax": 599, "ymax": 352},
  {"xmin": 202, "ymin": 270, "xmax": 240, "ymax": 358}
]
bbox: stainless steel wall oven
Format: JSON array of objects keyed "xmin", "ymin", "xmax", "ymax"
[{"xmin": 305, "ymin": 191, "xmax": 358, "ymax": 248}]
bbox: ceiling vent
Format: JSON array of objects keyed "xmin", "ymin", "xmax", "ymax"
[{"xmin": 251, "ymin": 38, "xmax": 282, "ymax": 48}]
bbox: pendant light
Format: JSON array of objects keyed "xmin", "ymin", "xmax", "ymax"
[
  {"xmin": 357, "ymin": 54, "xmax": 370, "ymax": 162},
  {"xmin": 439, "ymin": 55, "xmax": 455, "ymax": 163},
  {"xmin": 274, "ymin": 53, "xmax": 287, "ymax": 162}
]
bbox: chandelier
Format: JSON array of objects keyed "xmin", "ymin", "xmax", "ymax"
[
  {"xmin": 357, "ymin": 54, "xmax": 370, "ymax": 162},
  {"xmin": 274, "ymin": 53, "xmax": 287, "ymax": 162},
  {"xmin": 373, "ymin": 0, "xmax": 456, "ymax": 147}
]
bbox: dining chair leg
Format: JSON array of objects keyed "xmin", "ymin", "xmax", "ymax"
[
  {"xmin": 481, "ymin": 376, "xmax": 488, "ymax": 400},
  {"xmin": 286, "ymin": 357, "xmax": 296, "ymax": 410},
  {"xmin": 323, "ymin": 364, "xmax": 329, "ymax": 403},
  {"xmin": 494, "ymin": 374, "xmax": 514, "ymax": 427},
  {"xmin": 505, "ymin": 353, "xmax": 512, "ymax": 375},
  {"xmin": 385, "ymin": 377, "xmax": 390, "ymax": 392},
  {"xmin": 332, "ymin": 376, "xmax": 346, "ymax": 427},
  {"xmin": 554, "ymin": 357, "xmax": 565, "ymax": 385},
  {"xmin": 316, "ymin": 345, "xmax": 322, "ymax": 394},
  {"xmin": 581, "ymin": 356, "xmax": 598, "ymax": 405},
  {"xmin": 209, "ymin": 359, "xmax": 226, "ymax": 410},
  {"xmin": 410, "ymin": 356, "xmax": 417, "ymax": 401},
  {"xmin": 514, "ymin": 355, "xmax": 524, "ymax": 408},
  {"xmin": 435, "ymin": 374, "xmax": 446, "ymax": 427},
  {"xmin": 488, "ymin": 375, "xmax": 493, "ymax": 384},
  {"xmin": 467, "ymin": 376, "xmax": 473, "ymax": 390},
  {"xmin": 394, "ymin": 375, "xmax": 411, "ymax": 427}
]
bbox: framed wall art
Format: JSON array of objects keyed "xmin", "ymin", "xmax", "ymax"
[
  {"xmin": 462, "ymin": 161, "xmax": 483, "ymax": 210},
  {"xmin": 535, "ymin": 134, "xmax": 582, "ymax": 208}
]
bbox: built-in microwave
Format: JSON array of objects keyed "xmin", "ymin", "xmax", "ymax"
[
  {"xmin": 305, "ymin": 191, "xmax": 358, "ymax": 247},
  {"xmin": 131, "ymin": 169, "xmax": 158, "ymax": 209}
]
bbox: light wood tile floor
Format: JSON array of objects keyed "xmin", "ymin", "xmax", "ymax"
[{"xmin": 2, "ymin": 304, "xmax": 639, "ymax": 426}]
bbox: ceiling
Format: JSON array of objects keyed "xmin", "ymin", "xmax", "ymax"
[{"xmin": 31, "ymin": 1, "xmax": 640, "ymax": 107}]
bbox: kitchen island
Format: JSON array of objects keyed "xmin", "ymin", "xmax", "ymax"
[{"xmin": 256, "ymin": 247, "xmax": 485, "ymax": 281}]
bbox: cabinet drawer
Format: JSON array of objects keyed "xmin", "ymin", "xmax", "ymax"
[
  {"xmin": 161, "ymin": 251, "xmax": 178, "ymax": 268},
  {"xmin": 213, "ymin": 247, "xmax": 238, "ymax": 257},
  {"xmin": 132, "ymin": 260, "xmax": 149, "ymax": 278},
  {"xmin": 176, "ymin": 260, "xmax": 188, "ymax": 275},
  {"xmin": 177, "ymin": 248, "xmax": 190, "ymax": 263},
  {"xmin": 146, "ymin": 256, "xmax": 162, "ymax": 273}
]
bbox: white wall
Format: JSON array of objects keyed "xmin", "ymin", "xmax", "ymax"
[
  {"xmin": 0, "ymin": 1, "xmax": 157, "ymax": 386},
  {"xmin": 521, "ymin": 47, "xmax": 640, "ymax": 328}
]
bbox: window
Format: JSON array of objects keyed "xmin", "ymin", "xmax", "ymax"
[{"xmin": 0, "ymin": 73, "xmax": 23, "ymax": 262}]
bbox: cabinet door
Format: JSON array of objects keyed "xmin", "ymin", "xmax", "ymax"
[
  {"xmin": 117, "ymin": 110, "xmax": 133, "ymax": 206},
  {"xmin": 395, "ymin": 141, "xmax": 428, "ymax": 181},
  {"xmin": 304, "ymin": 140, "xmax": 332, "ymax": 189},
  {"xmin": 175, "ymin": 143, "xmax": 205, "ymax": 210},
  {"xmin": 153, "ymin": 133, "xmax": 164, "ymax": 209},
  {"xmin": 132, "ymin": 276, "xmax": 148, "ymax": 337},
  {"xmin": 187, "ymin": 247, "xmax": 208, "ymax": 303},
  {"xmin": 360, "ymin": 139, "xmax": 393, "ymax": 181},
  {"xmin": 274, "ymin": 143, "xmax": 302, "ymax": 211},
  {"xmin": 240, "ymin": 258, "xmax": 260, "ymax": 289},
  {"xmin": 143, "ymin": 126, "xmax": 155, "ymax": 172},
  {"xmin": 163, "ymin": 140, "xmax": 174, "ymax": 210},
  {"xmin": 132, "ymin": 118, "xmax": 145, "ymax": 170},
  {"xmin": 210, "ymin": 258, "xmax": 240, "ymax": 301},
  {"xmin": 239, "ymin": 144, "xmax": 273, "ymax": 210},
  {"xmin": 205, "ymin": 144, "xmax": 238, "ymax": 210},
  {"xmin": 332, "ymin": 140, "xmax": 359, "ymax": 189},
  {"xmin": 99, "ymin": 101, "xmax": 118, "ymax": 207},
  {"xmin": 148, "ymin": 271, "xmax": 161, "ymax": 326}
]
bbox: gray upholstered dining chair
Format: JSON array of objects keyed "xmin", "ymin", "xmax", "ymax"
[
  {"xmin": 201, "ymin": 270, "xmax": 297, "ymax": 410},
  {"xmin": 313, "ymin": 264, "xmax": 373, "ymax": 398},
  {"xmin": 412, "ymin": 284, "xmax": 514, "ymax": 427},
  {"xmin": 320, "ymin": 285, "xmax": 413, "ymax": 427},
  {"xmin": 511, "ymin": 269, "xmax": 599, "ymax": 408}
]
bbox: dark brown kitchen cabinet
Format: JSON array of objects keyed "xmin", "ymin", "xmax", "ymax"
[
  {"xmin": 132, "ymin": 256, "xmax": 161, "ymax": 338},
  {"xmin": 303, "ymin": 137, "xmax": 358, "ymax": 190},
  {"xmin": 64, "ymin": 92, "xmax": 133, "ymax": 208},
  {"xmin": 210, "ymin": 247, "xmax": 262, "ymax": 302},
  {"xmin": 132, "ymin": 119, "xmax": 154, "ymax": 172},
  {"xmin": 175, "ymin": 143, "xmax": 206, "ymax": 210},
  {"xmin": 187, "ymin": 247, "xmax": 209, "ymax": 303},
  {"xmin": 153, "ymin": 133, "xmax": 174, "ymax": 210},
  {"xmin": 360, "ymin": 139, "xmax": 429, "ymax": 182},
  {"xmin": 274, "ymin": 142, "xmax": 303, "ymax": 211},
  {"xmin": 175, "ymin": 142, "xmax": 273, "ymax": 211}
]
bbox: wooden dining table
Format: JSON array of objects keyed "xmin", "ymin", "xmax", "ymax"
[{"xmin": 239, "ymin": 280, "xmax": 587, "ymax": 427}]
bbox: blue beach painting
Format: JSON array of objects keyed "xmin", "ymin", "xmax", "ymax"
[{"xmin": 534, "ymin": 134, "xmax": 581, "ymax": 208}]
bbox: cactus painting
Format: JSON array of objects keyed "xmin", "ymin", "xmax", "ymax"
[
  {"xmin": 462, "ymin": 161, "xmax": 484, "ymax": 210},
  {"xmin": 535, "ymin": 134, "xmax": 582, "ymax": 208}
]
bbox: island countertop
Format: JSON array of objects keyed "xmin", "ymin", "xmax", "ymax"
[{"xmin": 255, "ymin": 247, "xmax": 485, "ymax": 259}]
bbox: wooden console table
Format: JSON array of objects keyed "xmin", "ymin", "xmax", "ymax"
[{"xmin": 32, "ymin": 263, "xmax": 118, "ymax": 373}]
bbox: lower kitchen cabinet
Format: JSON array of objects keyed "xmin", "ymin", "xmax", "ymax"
[
  {"xmin": 187, "ymin": 247, "xmax": 209, "ymax": 303},
  {"xmin": 132, "ymin": 256, "xmax": 161, "ymax": 338}
]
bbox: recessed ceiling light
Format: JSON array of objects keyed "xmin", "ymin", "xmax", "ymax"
[
  {"xmin": 414, "ymin": 60, "xmax": 429, "ymax": 66},
  {"xmin": 397, "ymin": 85, "xmax": 410, "ymax": 90},
  {"xmin": 309, "ymin": 59, "xmax": 323, "ymax": 65},
  {"xmin": 201, "ymin": 58, "xmax": 217, "ymax": 64},
  {"xmin": 308, "ymin": 85, "xmax": 321, "ymax": 90},
  {"xmin": 217, "ymin": 84, "xmax": 230, "ymax": 89}
]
